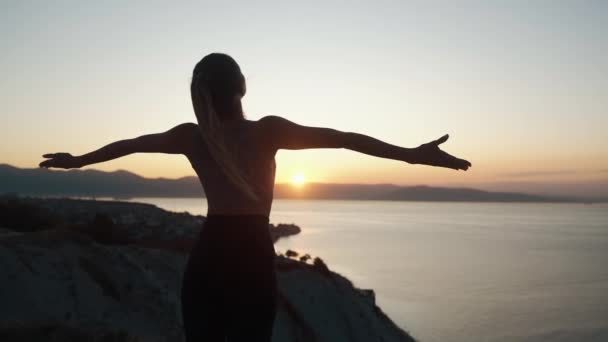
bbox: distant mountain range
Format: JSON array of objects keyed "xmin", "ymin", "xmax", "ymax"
[{"xmin": 0, "ymin": 164, "xmax": 602, "ymax": 203}]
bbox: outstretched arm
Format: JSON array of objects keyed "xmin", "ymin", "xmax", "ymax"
[
  {"xmin": 260, "ymin": 115, "xmax": 471, "ymax": 171},
  {"xmin": 39, "ymin": 123, "xmax": 196, "ymax": 169}
]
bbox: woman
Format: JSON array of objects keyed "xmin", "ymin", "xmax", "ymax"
[{"xmin": 39, "ymin": 53, "xmax": 471, "ymax": 341}]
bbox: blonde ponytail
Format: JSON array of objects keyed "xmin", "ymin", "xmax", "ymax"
[{"xmin": 191, "ymin": 76, "xmax": 259, "ymax": 201}]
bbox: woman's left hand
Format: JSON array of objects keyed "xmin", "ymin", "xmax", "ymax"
[
  {"xmin": 412, "ymin": 135, "xmax": 471, "ymax": 171},
  {"xmin": 39, "ymin": 153, "xmax": 82, "ymax": 169}
]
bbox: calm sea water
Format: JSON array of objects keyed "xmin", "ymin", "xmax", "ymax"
[{"xmin": 121, "ymin": 198, "xmax": 608, "ymax": 342}]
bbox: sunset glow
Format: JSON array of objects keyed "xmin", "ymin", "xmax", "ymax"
[
  {"xmin": 1, "ymin": 2, "xmax": 607, "ymax": 198},
  {"xmin": 291, "ymin": 173, "xmax": 306, "ymax": 187}
]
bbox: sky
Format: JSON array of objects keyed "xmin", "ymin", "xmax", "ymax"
[{"xmin": 1, "ymin": 1, "xmax": 607, "ymax": 198}]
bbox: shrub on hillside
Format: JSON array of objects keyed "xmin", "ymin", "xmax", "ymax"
[
  {"xmin": 0, "ymin": 198, "xmax": 60, "ymax": 232},
  {"xmin": 313, "ymin": 257, "xmax": 331, "ymax": 276}
]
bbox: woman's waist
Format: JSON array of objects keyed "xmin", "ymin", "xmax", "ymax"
[
  {"xmin": 205, "ymin": 194, "xmax": 272, "ymax": 218},
  {"xmin": 205, "ymin": 213, "xmax": 269, "ymax": 225},
  {"xmin": 206, "ymin": 202, "xmax": 271, "ymax": 215},
  {"xmin": 202, "ymin": 214, "xmax": 271, "ymax": 240},
  {"xmin": 198, "ymin": 214, "xmax": 275, "ymax": 256}
]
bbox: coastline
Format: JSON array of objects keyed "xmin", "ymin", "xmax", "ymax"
[{"xmin": 0, "ymin": 195, "xmax": 415, "ymax": 341}]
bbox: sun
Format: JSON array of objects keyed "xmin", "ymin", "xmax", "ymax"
[{"xmin": 291, "ymin": 172, "xmax": 306, "ymax": 187}]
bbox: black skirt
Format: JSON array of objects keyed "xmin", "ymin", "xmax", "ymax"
[{"xmin": 181, "ymin": 215, "xmax": 277, "ymax": 342}]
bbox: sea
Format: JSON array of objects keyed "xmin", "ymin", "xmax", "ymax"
[{"xmin": 118, "ymin": 198, "xmax": 608, "ymax": 342}]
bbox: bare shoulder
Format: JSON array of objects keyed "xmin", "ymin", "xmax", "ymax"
[
  {"xmin": 169, "ymin": 122, "xmax": 199, "ymax": 138},
  {"xmin": 168, "ymin": 122, "xmax": 198, "ymax": 154},
  {"xmin": 172, "ymin": 122, "xmax": 198, "ymax": 132},
  {"xmin": 257, "ymin": 115, "xmax": 295, "ymax": 132},
  {"xmin": 254, "ymin": 116, "xmax": 290, "ymax": 151},
  {"xmin": 258, "ymin": 115, "xmax": 291, "ymax": 124},
  {"xmin": 256, "ymin": 115, "xmax": 346, "ymax": 150}
]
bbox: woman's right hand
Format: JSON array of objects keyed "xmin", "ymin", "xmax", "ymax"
[
  {"xmin": 412, "ymin": 135, "xmax": 471, "ymax": 171},
  {"xmin": 39, "ymin": 153, "xmax": 82, "ymax": 169}
]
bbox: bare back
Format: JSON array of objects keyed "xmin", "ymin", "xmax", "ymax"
[{"xmin": 185, "ymin": 119, "xmax": 277, "ymax": 216}]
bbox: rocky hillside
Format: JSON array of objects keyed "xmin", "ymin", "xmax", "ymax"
[{"xmin": 0, "ymin": 196, "xmax": 415, "ymax": 341}]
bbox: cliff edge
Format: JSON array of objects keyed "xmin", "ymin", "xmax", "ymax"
[{"xmin": 0, "ymin": 196, "xmax": 415, "ymax": 341}]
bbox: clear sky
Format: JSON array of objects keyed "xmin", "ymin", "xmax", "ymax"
[{"xmin": 1, "ymin": 1, "xmax": 607, "ymax": 197}]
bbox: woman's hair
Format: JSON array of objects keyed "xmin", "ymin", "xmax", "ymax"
[{"xmin": 191, "ymin": 53, "xmax": 258, "ymax": 200}]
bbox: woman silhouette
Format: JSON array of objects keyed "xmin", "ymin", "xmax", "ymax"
[{"xmin": 40, "ymin": 53, "xmax": 471, "ymax": 341}]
